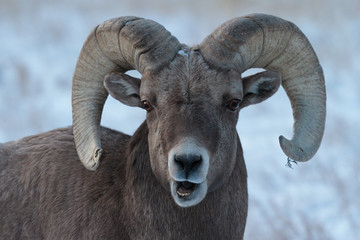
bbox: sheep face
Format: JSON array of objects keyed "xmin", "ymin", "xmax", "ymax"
[{"xmin": 104, "ymin": 49, "xmax": 281, "ymax": 207}]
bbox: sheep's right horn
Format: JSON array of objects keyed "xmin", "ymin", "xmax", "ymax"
[
  {"xmin": 200, "ymin": 14, "xmax": 326, "ymax": 162},
  {"xmin": 72, "ymin": 17, "xmax": 181, "ymax": 170}
]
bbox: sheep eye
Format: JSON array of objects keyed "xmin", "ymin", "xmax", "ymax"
[
  {"xmin": 142, "ymin": 100, "xmax": 153, "ymax": 112},
  {"xmin": 228, "ymin": 99, "xmax": 241, "ymax": 111}
]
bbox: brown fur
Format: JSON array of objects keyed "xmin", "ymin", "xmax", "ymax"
[
  {"xmin": 0, "ymin": 124, "xmax": 248, "ymax": 239},
  {"xmin": 0, "ymin": 49, "xmax": 282, "ymax": 239},
  {"xmin": 0, "ymin": 14, "xmax": 324, "ymax": 239}
]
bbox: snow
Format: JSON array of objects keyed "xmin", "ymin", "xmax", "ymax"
[
  {"xmin": 1, "ymin": 0, "xmax": 359, "ymax": 239},
  {"xmin": 178, "ymin": 49, "xmax": 188, "ymax": 56}
]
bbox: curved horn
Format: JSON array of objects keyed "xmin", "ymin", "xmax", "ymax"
[
  {"xmin": 72, "ymin": 17, "xmax": 181, "ymax": 170},
  {"xmin": 200, "ymin": 14, "xmax": 326, "ymax": 162}
]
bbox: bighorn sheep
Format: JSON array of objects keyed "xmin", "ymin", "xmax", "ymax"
[{"xmin": 0, "ymin": 14, "xmax": 326, "ymax": 239}]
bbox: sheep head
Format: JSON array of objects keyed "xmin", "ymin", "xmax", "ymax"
[
  {"xmin": 104, "ymin": 53, "xmax": 281, "ymax": 206},
  {"xmin": 72, "ymin": 14, "xmax": 326, "ymax": 207}
]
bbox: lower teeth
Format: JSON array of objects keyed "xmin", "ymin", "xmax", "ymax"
[
  {"xmin": 176, "ymin": 182, "xmax": 196, "ymax": 198},
  {"xmin": 177, "ymin": 191, "xmax": 191, "ymax": 197}
]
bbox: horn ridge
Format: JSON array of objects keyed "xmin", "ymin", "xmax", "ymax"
[
  {"xmin": 200, "ymin": 13, "xmax": 326, "ymax": 162},
  {"xmin": 72, "ymin": 17, "xmax": 181, "ymax": 170}
]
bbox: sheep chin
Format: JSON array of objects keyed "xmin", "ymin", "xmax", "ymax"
[{"xmin": 170, "ymin": 180, "xmax": 208, "ymax": 208}]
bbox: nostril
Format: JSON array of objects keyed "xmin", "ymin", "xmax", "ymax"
[
  {"xmin": 191, "ymin": 157, "xmax": 202, "ymax": 169},
  {"xmin": 174, "ymin": 154, "xmax": 202, "ymax": 174},
  {"xmin": 174, "ymin": 157, "xmax": 185, "ymax": 169}
]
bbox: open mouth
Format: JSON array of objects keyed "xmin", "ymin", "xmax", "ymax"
[
  {"xmin": 170, "ymin": 180, "xmax": 207, "ymax": 207},
  {"xmin": 176, "ymin": 181, "xmax": 197, "ymax": 198}
]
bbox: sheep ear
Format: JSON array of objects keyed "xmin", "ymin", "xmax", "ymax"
[
  {"xmin": 104, "ymin": 73, "xmax": 142, "ymax": 108},
  {"xmin": 240, "ymin": 71, "xmax": 281, "ymax": 109}
]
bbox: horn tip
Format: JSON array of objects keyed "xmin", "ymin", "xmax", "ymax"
[
  {"xmin": 81, "ymin": 147, "xmax": 103, "ymax": 171},
  {"xmin": 279, "ymin": 135, "xmax": 312, "ymax": 162}
]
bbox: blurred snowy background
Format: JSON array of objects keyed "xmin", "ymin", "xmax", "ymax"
[{"xmin": 0, "ymin": 0, "xmax": 359, "ymax": 239}]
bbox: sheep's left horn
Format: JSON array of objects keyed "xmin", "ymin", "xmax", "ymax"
[
  {"xmin": 72, "ymin": 17, "xmax": 181, "ymax": 170},
  {"xmin": 200, "ymin": 14, "xmax": 326, "ymax": 162}
]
